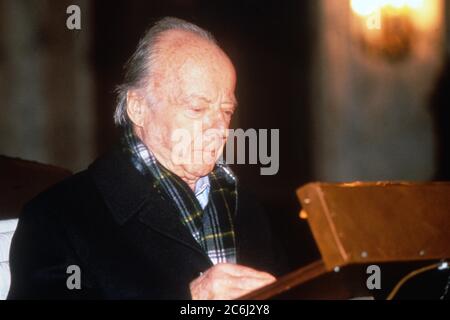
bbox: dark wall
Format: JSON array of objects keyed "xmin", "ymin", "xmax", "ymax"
[
  {"xmin": 431, "ymin": 58, "xmax": 450, "ymax": 181},
  {"xmin": 431, "ymin": 4, "xmax": 450, "ymax": 181},
  {"xmin": 92, "ymin": 0, "xmax": 320, "ymax": 270}
]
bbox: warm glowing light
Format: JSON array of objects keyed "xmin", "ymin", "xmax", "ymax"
[
  {"xmin": 350, "ymin": 0, "xmax": 426, "ymax": 16},
  {"xmin": 350, "ymin": 0, "xmax": 442, "ymax": 61},
  {"xmin": 349, "ymin": 0, "xmax": 441, "ymax": 61},
  {"xmin": 351, "ymin": 0, "xmax": 381, "ymax": 16},
  {"xmin": 351, "ymin": 0, "xmax": 439, "ymax": 31}
]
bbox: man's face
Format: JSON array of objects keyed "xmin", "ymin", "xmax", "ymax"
[{"xmin": 134, "ymin": 31, "xmax": 237, "ymax": 181}]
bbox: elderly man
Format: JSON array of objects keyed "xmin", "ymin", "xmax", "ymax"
[{"xmin": 8, "ymin": 17, "xmax": 285, "ymax": 300}]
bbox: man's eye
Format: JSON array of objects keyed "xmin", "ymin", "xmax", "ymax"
[
  {"xmin": 186, "ymin": 107, "xmax": 204, "ymax": 118},
  {"xmin": 190, "ymin": 106, "xmax": 204, "ymax": 113}
]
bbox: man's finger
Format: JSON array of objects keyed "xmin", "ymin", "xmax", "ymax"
[
  {"xmin": 235, "ymin": 275, "xmax": 276, "ymax": 291},
  {"xmin": 215, "ymin": 263, "xmax": 276, "ymax": 280}
]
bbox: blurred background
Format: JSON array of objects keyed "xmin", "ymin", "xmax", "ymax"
[{"xmin": 0, "ymin": 0, "xmax": 449, "ymax": 271}]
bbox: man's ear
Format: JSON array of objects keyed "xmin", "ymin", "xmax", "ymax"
[{"xmin": 126, "ymin": 91, "xmax": 147, "ymax": 127}]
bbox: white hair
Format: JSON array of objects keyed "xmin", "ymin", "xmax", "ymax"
[{"xmin": 113, "ymin": 17, "xmax": 217, "ymax": 127}]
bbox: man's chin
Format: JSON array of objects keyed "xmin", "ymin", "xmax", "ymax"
[{"xmin": 183, "ymin": 163, "xmax": 216, "ymax": 179}]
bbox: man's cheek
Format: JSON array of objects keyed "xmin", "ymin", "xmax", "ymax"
[
  {"xmin": 203, "ymin": 133, "xmax": 225, "ymax": 164},
  {"xmin": 170, "ymin": 128, "xmax": 193, "ymax": 165}
]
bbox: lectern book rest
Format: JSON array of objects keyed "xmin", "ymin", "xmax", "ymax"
[{"xmin": 242, "ymin": 182, "xmax": 450, "ymax": 300}]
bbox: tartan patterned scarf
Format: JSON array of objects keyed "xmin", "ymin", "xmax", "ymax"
[{"xmin": 121, "ymin": 126, "xmax": 237, "ymax": 265}]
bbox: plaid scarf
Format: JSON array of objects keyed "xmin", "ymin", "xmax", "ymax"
[{"xmin": 121, "ymin": 126, "xmax": 237, "ymax": 265}]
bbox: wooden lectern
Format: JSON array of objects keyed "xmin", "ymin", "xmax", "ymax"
[{"xmin": 242, "ymin": 182, "xmax": 450, "ymax": 300}]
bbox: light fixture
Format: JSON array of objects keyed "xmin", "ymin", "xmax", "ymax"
[{"xmin": 350, "ymin": 0, "xmax": 440, "ymax": 61}]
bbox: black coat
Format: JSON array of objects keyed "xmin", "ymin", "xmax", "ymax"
[{"xmin": 8, "ymin": 145, "xmax": 287, "ymax": 300}]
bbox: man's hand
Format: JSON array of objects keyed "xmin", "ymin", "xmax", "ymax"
[{"xmin": 190, "ymin": 263, "xmax": 276, "ymax": 300}]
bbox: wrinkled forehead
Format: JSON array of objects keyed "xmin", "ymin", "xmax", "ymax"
[
  {"xmin": 153, "ymin": 30, "xmax": 237, "ymax": 103},
  {"xmin": 175, "ymin": 57, "xmax": 236, "ymax": 103}
]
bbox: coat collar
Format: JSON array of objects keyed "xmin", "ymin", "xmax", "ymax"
[
  {"xmin": 88, "ymin": 144, "xmax": 212, "ymax": 262},
  {"xmin": 88, "ymin": 144, "xmax": 151, "ymax": 224}
]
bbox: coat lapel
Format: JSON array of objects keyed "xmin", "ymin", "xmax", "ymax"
[{"xmin": 88, "ymin": 145, "xmax": 211, "ymax": 262}]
